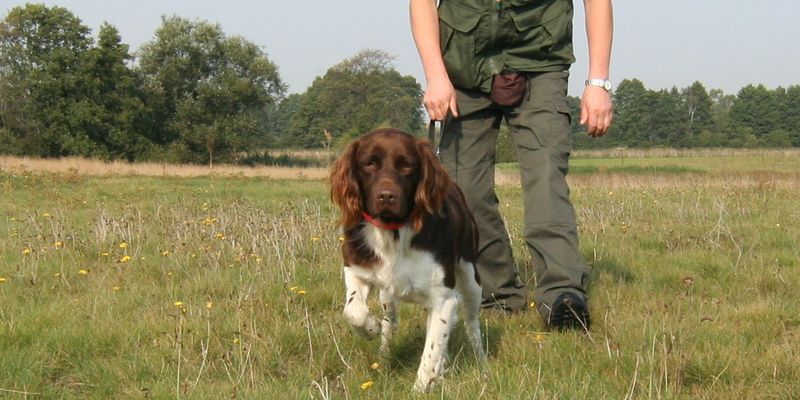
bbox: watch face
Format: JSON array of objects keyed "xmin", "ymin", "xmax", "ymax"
[{"xmin": 603, "ymin": 80, "xmax": 612, "ymax": 91}]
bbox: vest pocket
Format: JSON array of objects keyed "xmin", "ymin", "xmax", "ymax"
[{"xmin": 438, "ymin": 2, "xmax": 482, "ymax": 90}]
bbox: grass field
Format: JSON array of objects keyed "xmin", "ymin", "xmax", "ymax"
[{"xmin": 1, "ymin": 150, "xmax": 798, "ymax": 399}]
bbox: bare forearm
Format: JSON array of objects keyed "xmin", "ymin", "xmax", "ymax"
[
  {"xmin": 409, "ymin": 0, "xmax": 458, "ymax": 119},
  {"xmin": 584, "ymin": 0, "xmax": 613, "ymax": 79},
  {"xmin": 409, "ymin": 0, "xmax": 448, "ymax": 83}
]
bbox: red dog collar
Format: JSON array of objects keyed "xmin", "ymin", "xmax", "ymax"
[{"xmin": 362, "ymin": 212, "xmax": 405, "ymax": 230}]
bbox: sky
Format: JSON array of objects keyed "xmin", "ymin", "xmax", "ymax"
[{"xmin": 2, "ymin": 0, "xmax": 799, "ymax": 98}]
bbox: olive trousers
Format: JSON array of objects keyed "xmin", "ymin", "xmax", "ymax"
[{"xmin": 439, "ymin": 70, "xmax": 589, "ymax": 313}]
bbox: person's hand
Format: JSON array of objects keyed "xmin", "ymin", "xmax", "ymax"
[
  {"xmin": 580, "ymin": 86, "xmax": 613, "ymax": 137},
  {"xmin": 423, "ymin": 76, "xmax": 458, "ymax": 121}
]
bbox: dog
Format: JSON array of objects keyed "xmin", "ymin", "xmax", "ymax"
[{"xmin": 329, "ymin": 128, "xmax": 486, "ymax": 392}]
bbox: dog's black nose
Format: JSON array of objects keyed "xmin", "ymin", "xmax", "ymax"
[{"xmin": 378, "ymin": 190, "xmax": 396, "ymax": 205}]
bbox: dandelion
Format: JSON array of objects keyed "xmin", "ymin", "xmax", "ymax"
[
  {"xmin": 54, "ymin": 273, "xmax": 61, "ymax": 277},
  {"xmin": 370, "ymin": 362, "xmax": 381, "ymax": 370},
  {"xmin": 360, "ymin": 380, "xmax": 374, "ymax": 390},
  {"xmin": 289, "ymin": 286, "xmax": 307, "ymax": 295},
  {"xmin": 206, "ymin": 301, "xmax": 213, "ymax": 310},
  {"xmin": 78, "ymin": 269, "xmax": 89, "ymax": 275},
  {"xmin": 22, "ymin": 248, "xmax": 32, "ymax": 255},
  {"xmin": 215, "ymin": 232, "xmax": 226, "ymax": 240},
  {"xmin": 119, "ymin": 242, "xmax": 128, "ymax": 249},
  {"xmin": 101, "ymin": 252, "xmax": 110, "ymax": 257},
  {"xmin": 0, "ymin": 277, "xmax": 7, "ymax": 283},
  {"xmin": 113, "ymin": 285, "xmax": 121, "ymax": 291},
  {"xmin": 54, "ymin": 241, "xmax": 64, "ymax": 248},
  {"xmin": 233, "ymin": 337, "xmax": 240, "ymax": 345},
  {"xmin": 529, "ymin": 301, "xmax": 536, "ymax": 309},
  {"xmin": 202, "ymin": 217, "xmax": 217, "ymax": 226},
  {"xmin": 534, "ymin": 333, "xmax": 546, "ymax": 344},
  {"xmin": 41, "ymin": 212, "xmax": 51, "ymax": 218},
  {"xmin": 119, "ymin": 255, "xmax": 132, "ymax": 263},
  {"xmin": 338, "ymin": 236, "xmax": 345, "ymax": 242},
  {"xmin": 174, "ymin": 301, "xmax": 187, "ymax": 313},
  {"xmin": 161, "ymin": 250, "xmax": 170, "ymax": 256}
]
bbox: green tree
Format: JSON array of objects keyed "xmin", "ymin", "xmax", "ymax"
[
  {"xmin": 137, "ymin": 16, "xmax": 286, "ymax": 165},
  {"xmin": 287, "ymin": 49, "xmax": 423, "ymax": 148},
  {"xmin": 0, "ymin": 4, "xmax": 93, "ymax": 156},
  {"xmin": 608, "ymin": 79, "xmax": 653, "ymax": 146},
  {"xmin": 681, "ymin": 81, "xmax": 713, "ymax": 145},
  {"xmin": 82, "ymin": 23, "xmax": 149, "ymax": 160},
  {"xmin": 778, "ymin": 86, "xmax": 800, "ymax": 146},
  {"xmin": 268, "ymin": 93, "xmax": 302, "ymax": 148},
  {"xmin": 731, "ymin": 84, "xmax": 779, "ymax": 138}
]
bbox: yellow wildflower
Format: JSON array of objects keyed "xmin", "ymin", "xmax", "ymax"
[
  {"xmin": 119, "ymin": 255, "xmax": 132, "ymax": 263},
  {"xmin": 161, "ymin": 250, "xmax": 170, "ymax": 256},
  {"xmin": 101, "ymin": 252, "xmax": 110, "ymax": 257},
  {"xmin": 360, "ymin": 380, "xmax": 374, "ymax": 390},
  {"xmin": 22, "ymin": 248, "xmax": 32, "ymax": 255},
  {"xmin": 78, "ymin": 269, "xmax": 89, "ymax": 275},
  {"xmin": 54, "ymin": 241, "xmax": 64, "ymax": 248},
  {"xmin": 215, "ymin": 232, "xmax": 226, "ymax": 240},
  {"xmin": 203, "ymin": 217, "xmax": 217, "ymax": 226},
  {"xmin": 206, "ymin": 301, "xmax": 213, "ymax": 310},
  {"xmin": 119, "ymin": 242, "xmax": 128, "ymax": 249},
  {"xmin": 41, "ymin": 212, "xmax": 51, "ymax": 218},
  {"xmin": 529, "ymin": 301, "xmax": 536, "ymax": 309},
  {"xmin": 311, "ymin": 236, "xmax": 321, "ymax": 242},
  {"xmin": 289, "ymin": 286, "xmax": 299, "ymax": 292},
  {"xmin": 370, "ymin": 362, "xmax": 381, "ymax": 370},
  {"xmin": 0, "ymin": 277, "xmax": 7, "ymax": 283},
  {"xmin": 233, "ymin": 337, "xmax": 240, "ymax": 345},
  {"xmin": 113, "ymin": 285, "xmax": 121, "ymax": 291}
]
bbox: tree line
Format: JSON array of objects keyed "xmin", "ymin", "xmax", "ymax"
[{"xmin": 1, "ymin": 5, "xmax": 798, "ymax": 167}]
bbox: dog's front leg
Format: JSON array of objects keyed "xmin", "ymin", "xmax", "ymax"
[
  {"xmin": 413, "ymin": 289, "xmax": 458, "ymax": 392},
  {"xmin": 378, "ymin": 289, "xmax": 397, "ymax": 355},
  {"xmin": 343, "ymin": 266, "xmax": 381, "ymax": 339}
]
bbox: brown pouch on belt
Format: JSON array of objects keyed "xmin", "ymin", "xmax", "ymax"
[{"xmin": 490, "ymin": 71, "xmax": 527, "ymax": 106}]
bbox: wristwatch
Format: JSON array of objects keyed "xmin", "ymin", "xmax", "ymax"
[{"xmin": 585, "ymin": 78, "xmax": 612, "ymax": 92}]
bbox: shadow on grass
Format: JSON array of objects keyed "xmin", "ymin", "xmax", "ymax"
[
  {"xmin": 386, "ymin": 316, "xmax": 500, "ymax": 372},
  {"xmin": 587, "ymin": 257, "xmax": 636, "ymax": 292}
]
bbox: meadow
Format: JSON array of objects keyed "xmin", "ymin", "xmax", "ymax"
[{"xmin": 0, "ymin": 149, "xmax": 798, "ymax": 399}]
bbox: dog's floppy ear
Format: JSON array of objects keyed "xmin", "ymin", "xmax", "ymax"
[
  {"xmin": 410, "ymin": 139, "xmax": 448, "ymax": 231},
  {"xmin": 330, "ymin": 140, "xmax": 363, "ymax": 229}
]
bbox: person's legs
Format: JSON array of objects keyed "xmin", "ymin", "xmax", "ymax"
[
  {"xmin": 438, "ymin": 88, "xmax": 528, "ymax": 312},
  {"xmin": 505, "ymin": 71, "xmax": 590, "ymax": 328}
]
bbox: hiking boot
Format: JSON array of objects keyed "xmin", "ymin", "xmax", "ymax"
[{"xmin": 541, "ymin": 292, "xmax": 590, "ymax": 331}]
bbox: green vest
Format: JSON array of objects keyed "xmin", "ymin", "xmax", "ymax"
[{"xmin": 438, "ymin": 0, "xmax": 575, "ymax": 93}]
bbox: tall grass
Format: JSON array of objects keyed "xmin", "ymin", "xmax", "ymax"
[{"xmin": 0, "ymin": 152, "xmax": 798, "ymax": 398}]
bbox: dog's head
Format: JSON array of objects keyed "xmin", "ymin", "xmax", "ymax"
[{"xmin": 330, "ymin": 128, "xmax": 448, "ymax": 231}]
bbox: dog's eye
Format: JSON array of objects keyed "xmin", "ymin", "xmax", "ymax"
[
  {"xmin": 363, "ymin": 158, "xmax": 378, "ymax": 169},
  {"xmin": 395, "ymin": 158, "xmax": 415, "ymax": 174}
]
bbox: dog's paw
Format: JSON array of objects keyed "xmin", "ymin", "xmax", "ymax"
[
  {"xmin": 412, "ymin": 376, "xmax": 435, "ymax": 393},
  {"xmin": 350, "ymin": 316, "xmax": 381, "ymax": 340}
]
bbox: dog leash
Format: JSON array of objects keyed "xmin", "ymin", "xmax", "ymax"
[{"xmin": 428, "ymin": 119, "xmax": 442, "ymax": 158}]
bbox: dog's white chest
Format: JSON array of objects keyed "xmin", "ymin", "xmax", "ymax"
[{"xmin": 359, "ymin": 226, "xmax": 443, "ymax": 305}]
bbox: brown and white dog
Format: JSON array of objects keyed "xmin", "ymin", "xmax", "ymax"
[{"xmin": 330, "ymin": 128, "xmax": 486, "ymax": 392}]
